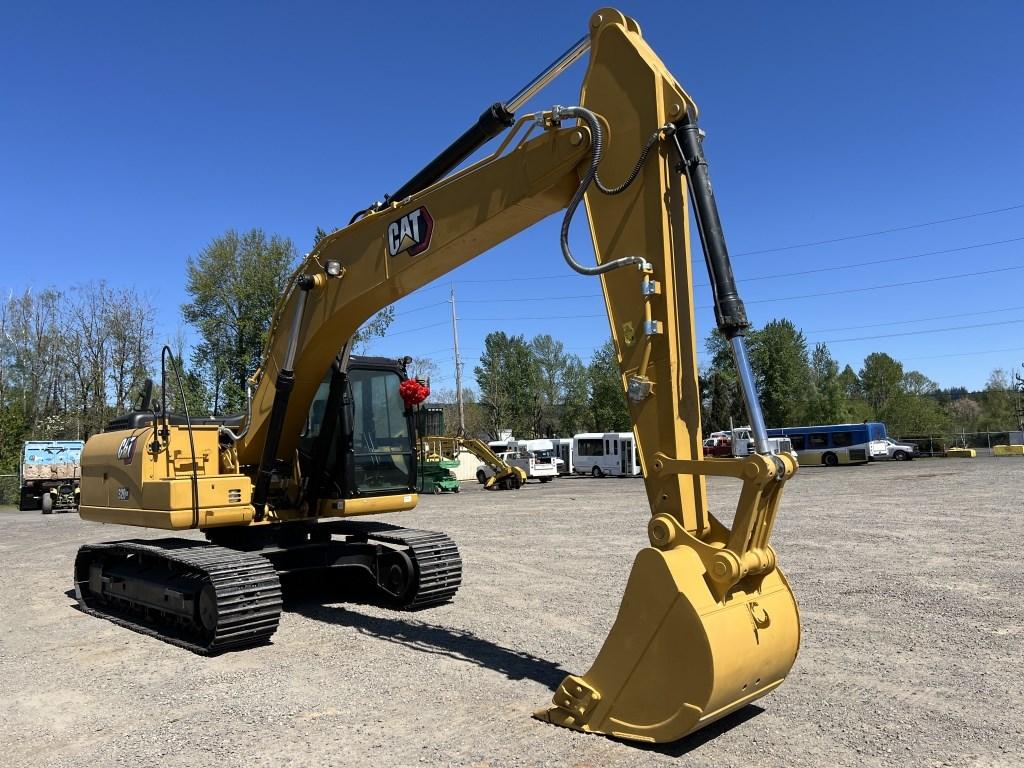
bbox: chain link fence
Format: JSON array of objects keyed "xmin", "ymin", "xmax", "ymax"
[
  {"xmin": 0, "ymin": 474, "xmax": 20, "ymax": 507},
  {"xmin": 895, "ymin": 432, "xmax": 1023, "ymax": 457}
]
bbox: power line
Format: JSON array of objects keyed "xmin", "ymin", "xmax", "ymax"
[
  {"xmin": 696, "ymin": 235, "xmax": 1024, "ymax": 288},
  {"xmin": 364, "ymin": 204, "xmax": 1024, "ymax": 302},
  {"xmin": 738, "ymin": 264, "xmax": 1024, "ymax": 306},
  {"xmin": 391, "ymin": 300, "xmax": 448, "ymax": 318},
  {"xmin": 383, "ymin": 320, "xmax": 449, "ymax": 336},
  {"xmin": 458, "ymin": 292, "xmax": 602, "ymax": 304},
  {"xmin": 808, "ymin": 303, "xmax": 1024, "ymax": 334},
  {"xmin": 818, "ymin": 317, "xmax": 1024, "ymax": 344},
  {"xmin": 461, "ymin": 313, "xmax": 606, "ymax": 321},
  {"xmin": 902, "ymin": 345, "xmax": 1024, "ymax": 362},
  {"xmin": 445, "ymin": 244, "xmax": 1024, "ymax": 308},
  {"xmin": 732, "ymin": 203, "xmax": 1024, "ymax": 257},
  {"xmin": 417, "ymin": 345, "xmax": 456, "ymax": 356}
]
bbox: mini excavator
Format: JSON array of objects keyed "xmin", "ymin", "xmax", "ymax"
[{"xmin": 74, "ymin": 8, "xmax": 800, "ymax": 743}]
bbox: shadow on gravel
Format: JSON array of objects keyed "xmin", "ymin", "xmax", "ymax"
[
  {"xmin": 285, "ymin": 572, "xmax": 568, "ymax": 687},
  {"xmin": 626, "ymin": 704, "xmax": 765, "ymax": 756},
  {"xmin": 67, "ymin": 573, "xmax": 763, "ymax": 751}
]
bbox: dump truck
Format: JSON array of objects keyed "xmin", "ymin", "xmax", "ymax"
[{"xmin": 20, "ymin": 440, "xmax": 84, "ymax": 513}]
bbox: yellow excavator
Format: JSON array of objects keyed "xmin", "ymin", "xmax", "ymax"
[
  {"xmin": 74, "ymin": 8, "xmax": 800, "ymax": 744},
  {"xmin": 416, "ymin": 433, "xmax": 526, "ymax": 492}
]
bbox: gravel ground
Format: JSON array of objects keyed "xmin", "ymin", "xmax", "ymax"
[{"xmin": 1, "ymin": 457, "xmax": 1021, "ymax": 768}]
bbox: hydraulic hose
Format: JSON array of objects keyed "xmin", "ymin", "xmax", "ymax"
[
  {"xmin": 554, "ymin": 106, "xmax": 650, "ymax": 276},
  {"xmin": 218, "ymin": 383, "xmax": 253, "ymax": 443}
]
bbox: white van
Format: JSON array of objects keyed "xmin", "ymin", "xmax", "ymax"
[
  {"xmin": 572, "ymin": 432, "xmax": 641, "ymax": 477},
  {"xmin": 509, "ymin": 439, "xmax": 558, "ymax": 481}
]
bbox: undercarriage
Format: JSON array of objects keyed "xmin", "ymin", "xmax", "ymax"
[{"xmin": 74, "ymin": 521, "xmax": 462, "ymax": 653}]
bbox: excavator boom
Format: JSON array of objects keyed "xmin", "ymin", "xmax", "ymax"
[{"xmin": 75, "ymin": 7, "xmax": 800, "ymax": 744}]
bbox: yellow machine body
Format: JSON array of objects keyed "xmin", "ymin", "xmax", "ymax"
[
  {"xmin": 79, "ymin": 425, "xmax": 254, "ymax": 529},
  {"xmin": 78, "ymin": 7, "xmax": 800, "ymax": 744},
  {"xmin": 80, "ymin": 424, "xmax": 416, "ymax": 527}
]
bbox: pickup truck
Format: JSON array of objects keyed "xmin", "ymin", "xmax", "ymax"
[
  {"xmin": 880, "ymin": 437, "xmax": 918, "ymax": 461},
  {"xmin": 702, "ymin": 435, "xmax": 732, "ymax": 458},
  {"xmin": 20, "ymin": 440, "xmax": 84, "ymax": 513}
]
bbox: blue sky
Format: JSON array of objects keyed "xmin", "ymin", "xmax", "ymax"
[{"xmin": 2, "ymin": 1, "xmax": 1022, "ymax": 393}]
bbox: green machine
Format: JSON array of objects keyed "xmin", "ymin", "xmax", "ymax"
[{"xmin": 417, "ymin": 409, "xmax": 461, "ymax": 495}]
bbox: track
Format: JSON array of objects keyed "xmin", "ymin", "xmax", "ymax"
[
  {"xmin": 347, "ymin": 522, "xmax": 463, "ymax": 609},
  {"xmin": 74, "ymin": 539, "xmax": 282, "ymax": 654},
  {"xmin": 74, "ymin": 523, "xmax": 461, "ymax": 654}
]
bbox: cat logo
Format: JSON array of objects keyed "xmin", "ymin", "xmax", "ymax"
[
  {"xmin": 116, "ymin": 435, "xmax": 138, "ymax": 465},
  {"xmin": 386, "ymin": 206, "xmax": 433, "ymax": 258}
]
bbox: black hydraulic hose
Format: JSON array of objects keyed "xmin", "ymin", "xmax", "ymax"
[
  {"xmin": 554, "ymin": 106, "xmax": 649, "ymax": 276},
  {"xmin": 594, "ymin": 123, "xmax": 673, "ymax": 196},
  {"xmin": 161, "ymin": 346, "xmax": 201, "ymax": 529}
]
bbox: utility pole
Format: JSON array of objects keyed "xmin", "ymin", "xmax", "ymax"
[
  {"xmin": 1014, "ymin": 361, "xmax": 1024, "ymax": 432},
  {"xmin": 449, "ymin": 285, "xmax": 466, "ymax": 433}
]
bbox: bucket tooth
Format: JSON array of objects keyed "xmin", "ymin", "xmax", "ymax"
[{"xmin": 535, "ymin": 544, "xmax": 800, "ymax": 743}]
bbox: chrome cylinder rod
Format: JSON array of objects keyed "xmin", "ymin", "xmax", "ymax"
[
  {"xmin": 729, "ymin": 336, "xmax": 771, "ymax": 455},
  {"xmin": 505, "ymin": 35, "xmax": 590, "ymax": 113}
]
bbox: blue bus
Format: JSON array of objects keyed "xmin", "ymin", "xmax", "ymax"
[{"xmin": 766, "ymin": 422, "xmax": 888, "ymax": 467}]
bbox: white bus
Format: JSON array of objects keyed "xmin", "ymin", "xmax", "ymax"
[
  {"xmin": 766, "ymin": 422, "xmax": 888, "ymax": 466},
  {"xmin": 572, "ymin": 432, "xmax": 641, "ymax": 477},
  {"xmin": 550, "ymin": 438, "xmax": 573, "ymax": 474}
]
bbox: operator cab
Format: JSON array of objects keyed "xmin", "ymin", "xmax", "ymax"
[{"xmin": 299, "ymin": 355, "xmax": 417, "ymax": 501}]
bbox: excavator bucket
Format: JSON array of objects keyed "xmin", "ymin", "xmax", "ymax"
[
  {"xmin": 537, "ymin": 452, "xmax": 801, "ymax": 743},
  {"xmin": 536, "ymin": 543, "xmax": 799, "ymax": 742}
]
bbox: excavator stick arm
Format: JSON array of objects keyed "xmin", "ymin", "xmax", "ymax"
[{"xmin": 534, "ymin": 9, "xmax": 800, "ymax": 741}]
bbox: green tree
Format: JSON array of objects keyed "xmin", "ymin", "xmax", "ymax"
[
  {"xmin": 902, "ymin": 370, "xmax": 938, "ymax": 397},
  {"xmin": 701, "ymin": 331, "xmax": 745, "ymax": 432},
  {"xmin": 837, "ymin": 364, "xmax": 872, "ymax": 422},
  {"xmin": 979, "ymin": 368, "xmax": 1015, "ymax": 431},
  {"xmin": 859, "ymin": 352, "xmax": 904, "ymax": 420},
  {"xmin": 748, "ymin": 319, "xmax": 813, "ymax": 426},
  {"xmin": 0, "ymin": 399, "xmax": 28, "ymax": 472},
  {"xmin": 588, "ymin": 340, "xmax": 629, "ymax": 431},
  {"xmin": 882, "ymin": 369, "xmax": 947, "ymax": 435},
  {"xmin": 531, "ymin": 334, "xmax": 567, "ymax": 435},
  {"xmin": 808, "ymin": 343, "xmax": 847, "ymax": 423},
  {"xmin": 474, "ymin": 332, "xmax": 540, "ymax": 439},
  {"xmin": 838, "ymin": 364, "xmax": 861, "ymax": 400},
  {"xmin": 888, "ymin": 392, "xmax": 948, "ymax": 436},
  {"xmin": 182, "ymin": 229, "xmax": 296, "ymax": 413},
  {"xmin": 703, "ymin": 369, "xmax": 743, "ymax": 433},
  {"xmin": 559, "ymin": 355, "xmax": 591, "ymax": 435},
  {"xmin": 528, "ymin": 334, "xmax": 590, "ymax": 435},
  {"xmin": 946, "ymin": 397, "xmax": 981, "ymax": 435}
]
